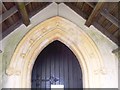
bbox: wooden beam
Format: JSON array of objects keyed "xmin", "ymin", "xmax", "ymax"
[
  {"xmin": 2, "ymin": 2, "xmax": 14, "ymax": 24},
  {"xmin": 101, "ymin": 9, "xmax": 119, "ymax": 28},
  {"xmin": 85, "ymin": 2, "xmax": 95, "ymax": 8},
  {"xmin": 0, "ymin": 5, "xmax": 18, "ymax": 23},
  {"xmin": 0, "ymin": 2, "xmax": 30, "ymax": 24},
  {"xmin": 66, "ymin": 2, "xmax": 119, "ymax": 46},
  {"xmin": 93, "ymin": 22, "xmax": 118, "ymax": 45},
  {"xmin": 86, "ymin": 2, "xmax": 119, "ymax": 28},
  {"xmin": 64, "ymin": 3, "xmax": 89, "ymax": 19},
  {"xmin": 85, "ymin": 2, "xmax": 105, "ymax": 27},
  {"xmin": 16, "ymin": 2, "xmax": 30, "ymax": 26},
  {"xmin": 112, "ymin": 47, "xmax": 120, "ymax": 53}
]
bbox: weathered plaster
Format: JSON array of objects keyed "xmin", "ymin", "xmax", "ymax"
[
  {"xmin": 5, "ymin": 16, "xmax": 105, "ymax": 88},
  {"xmin": 1, "ymin": 3, "xmax": 118, "ymax": 89},
  {"xmin": 59, "ymin": 3, "xmax": 118, "ymax": 88},
  {"xmin": 1, "ymin": 3, "xmax": 58, "ymax": 89}
]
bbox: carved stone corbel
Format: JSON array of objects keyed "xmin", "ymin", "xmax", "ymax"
[
  {"xmin": 6, "ymin": 67, "xmax": 21, "ymax": 76},
  {"xmin": 20, "ymin": 53, "xmax": 26, "ymax": 58},
  {"xmin": 94, "ymin": 68, "xmax": 107, "ymax": 75},
  {"xmin": 100, "ymin": 68, "xmax": 107, "ymax": 75},
  {"xmin": 29, "ymin": 39, "xmax": 34, "ymax": 44}
]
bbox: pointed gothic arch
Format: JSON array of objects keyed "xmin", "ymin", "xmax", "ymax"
[{"xmin": 6, "ymin": 16, "xmax": 105, "ymax": 88}]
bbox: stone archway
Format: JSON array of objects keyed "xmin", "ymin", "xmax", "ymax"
[{"xmin": 6, "ymin": 16, "xmax": 105, "ymax": 88}]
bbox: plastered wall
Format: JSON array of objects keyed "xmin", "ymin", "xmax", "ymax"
[{"xmin": 0, "ymin": 3, "xmax": 118, "ymax": 89}]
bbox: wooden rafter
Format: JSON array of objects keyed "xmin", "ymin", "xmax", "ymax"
[
  {"xmin": 85, "ymin": 2, "xmax": 94, "ymax": 8},
  {"xmin": 64, "ymin": 3, "xmax": 88, "ymax": 19},
  {"xmin": 85, "ymin": 2, "xmax": 105, "ymax": 27},
  {"xmin": 101, "ymin": 10, "xmax": 119, "ymax": 28},
  {"xmin": 0, "ymin": 2, "xmax": 18, "ymax": 23},
  {"xmin": 86, "ymin": 2, "xmax": 119, "ymax": 28},
  {"xmin": 65, "ymin": 2, "xmax": 118, "ymax": 44},
  {"xmin": 16, "ymin": 2, "xmax": 30, "ymax": 26},
  {"xmin": 93, "ymin": 22, "xmax": 118, "ymax": 45},
  {"xmin": 0, "ymin": 2, "xmax": 30, "ymax": 24},
  {"xmin": 1, "ymin": 2, "xmax": 14, "ymax": 24},
  {"xmin": 1, "ymin": 6, "xmax": 18, "ymax": 23}
]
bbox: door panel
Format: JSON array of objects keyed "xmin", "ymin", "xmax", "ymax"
[{"xmin": 31, "ymin": 41, "xmax": 83, "ymax": 88}]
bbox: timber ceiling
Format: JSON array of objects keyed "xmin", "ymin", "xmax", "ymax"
[{"xmin": 0, "ymin": 2, "xmax": 120, "ymax": 46}]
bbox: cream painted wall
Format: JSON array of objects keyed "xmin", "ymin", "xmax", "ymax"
[{"xmin": 0, "ymin": 3, "xmax": 118, "ymax": 89}]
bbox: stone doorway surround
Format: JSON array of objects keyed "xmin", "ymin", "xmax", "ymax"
[{"xmin": 5, "ymin": 16, "xmax": 105, "ymax": 88}]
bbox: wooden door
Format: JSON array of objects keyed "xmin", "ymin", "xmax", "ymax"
[{"xmin": 31, "ymin": 41, "xmax": 83, "ymax": 89}]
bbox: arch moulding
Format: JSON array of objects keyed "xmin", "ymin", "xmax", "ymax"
[{"xmin": 6, "ymin": 16, "xmax": 106, "ymax": 88}]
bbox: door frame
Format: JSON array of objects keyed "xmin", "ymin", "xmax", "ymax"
[{"xmin": 6, "ymin": 16, "xmax": 105, "ymax": 88}]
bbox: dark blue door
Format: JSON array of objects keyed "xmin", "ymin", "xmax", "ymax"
[{"xmin": 31, "ymin": 40, "xmax": 83, "ymax": 89}]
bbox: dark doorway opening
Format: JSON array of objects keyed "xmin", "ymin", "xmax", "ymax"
[{"xmin": 31, "ymin": 40, "xmax": 83, "ymax": 88}]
